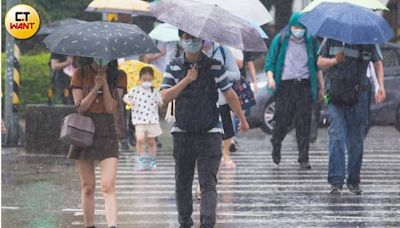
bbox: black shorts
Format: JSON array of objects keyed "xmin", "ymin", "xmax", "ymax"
[{"xmin": 220, "ymin": 104, "xmax": 235, "ymax": 140}]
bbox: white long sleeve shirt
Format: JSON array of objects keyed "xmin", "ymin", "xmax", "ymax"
[{"xmin": 366, "ymin": 62, "xmax": 380, "ymax": 93}]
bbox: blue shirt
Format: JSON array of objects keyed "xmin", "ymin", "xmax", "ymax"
[{"xmin": 161, "ymin": 53, "xmax": 231, "ymax": 134}]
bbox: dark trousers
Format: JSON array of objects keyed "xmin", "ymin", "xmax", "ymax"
[
  {"xmin": 173, "ymin": 133, "xmax": 222, "ymax": 228},
  {"xmin": 271, "ymin": 79, "xmax": 312, "ymax": 163},
  {"xmin": 310, "ymin": 102, "xmax": 321, "ymax": 142},
  {"xmin": 113, "ymin": 99, "xmax": 127, "ymax": 140},
  {"xmin": 53, "ymin": 72, "xmax": 73, "ymax": 105}
]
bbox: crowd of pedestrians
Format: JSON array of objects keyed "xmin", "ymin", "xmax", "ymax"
[{"xmin": 52, "ymin": 9, "xmax": 389, "ymax": 228}]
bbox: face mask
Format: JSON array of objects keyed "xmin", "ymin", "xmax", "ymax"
[
  {"xmin": 291, "ymin": 28, "xmax": 305, "ymax": 39},
  {"xmin": 94, "ymin": 58, "xmax": 111, "ymax": 66},
  {"xmin": 180, "ymin": 39, "xmax": 203, "ymax": 53},
  {"xmin": 141, "ymin": 81, "xmax": 152, "ymax": 89}
]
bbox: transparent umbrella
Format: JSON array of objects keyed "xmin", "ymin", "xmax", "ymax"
[{"xmin": 150, "ymin": 0, "xmax": 267, "ymax": 52}]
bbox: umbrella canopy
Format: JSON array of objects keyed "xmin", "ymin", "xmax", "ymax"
[
  {"xmin": 194, "ymin": 0, "xmax": 273, "ymax": 26},
  {"xmin": 149, "ymin": 23, "xmax": 180, "ymax": 42},
  {"xmin": 37, "ymin": 18, "xmax": 87, "ymax": 35},
  {"xmin": 43, "ymin": 21, "xmax": 159, "ymax": 59},
  {"xmin": 86, "ymin": 0, "xmax": 151, "ymax": 16},
  {"xmin": 248, "ymin": 20, "xmax": 268, "ymax": 39},
  {"xmin": 299, "ymin": 3, "xmax": 394, "ymax": 44},
  {"xmin": 151, "ymin": 0, "xmax": 267, "ymax": 52},
  {"xmin": 302, "ymin": 0, "xmax": 388, "ymax": 12}
]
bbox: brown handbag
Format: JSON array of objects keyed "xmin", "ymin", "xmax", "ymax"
[{"xmin": 60, "ymin": 101, "xmax": 95, "ymax": 148}]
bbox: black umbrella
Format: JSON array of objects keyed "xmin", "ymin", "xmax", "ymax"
[
  {"xmin": 37, "ymin": 18, "xmax": 87, "ymax": 35},
  {"xmin": 43, "ymin": 21, "xmax": 160, "ymax": 59}
]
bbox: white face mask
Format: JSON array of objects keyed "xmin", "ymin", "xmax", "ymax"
[
  {"xmin": 141, "ymin": 81, "xmax": 152, "ymax": 89},
  {"xmin": 180, "ymin": 39, "xmax": 203, "ymax": 53},
  {"xmin": 291, "ymin": 28, "xmax": 305, "ymax": 39}
]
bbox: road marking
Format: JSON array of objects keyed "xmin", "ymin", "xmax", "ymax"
[{"xmin": 2, "ymin": 206, "xmax": 20, "ymax": 210}]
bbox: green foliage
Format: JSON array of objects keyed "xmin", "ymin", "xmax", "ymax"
[{"xmin": 2, "ymin": 52, "xmax": 52, "ymax": 112}]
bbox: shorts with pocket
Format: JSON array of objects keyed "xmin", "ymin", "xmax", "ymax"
[{"xmin": 135, "ymin": 124, "xmax": 163, "ymax": 138}]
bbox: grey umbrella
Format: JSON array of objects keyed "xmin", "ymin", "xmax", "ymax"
[
  {"xmin": 37, "ymin": 18, "xmax": 87, "ymax": 35},
  {"xmin": 150, "ymin": 0, "xmax": 267, "ymax": 52},
  {"xmin": 43, "ymin": 21, "xmax": 160, "ymax": 59}
]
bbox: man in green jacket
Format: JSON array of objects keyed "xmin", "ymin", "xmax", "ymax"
[{"xmin": 264, "ymin": 12, "xmax": 324, "ymax": 169}]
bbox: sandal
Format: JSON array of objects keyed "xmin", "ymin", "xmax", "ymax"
[{"xmin": 224, "ymin": 159, "xmax": 236, "ymax": 169}]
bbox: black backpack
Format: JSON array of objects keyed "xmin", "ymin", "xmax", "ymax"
[
  {"xmin": 173, "ymin": 57, "xmax": 220, "ymax": 134},
  {"xmin": 328, "ymin": 45, "xmax": 367, "ymax": 106}
]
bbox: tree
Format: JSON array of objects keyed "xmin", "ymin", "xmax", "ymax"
[
  {"xmin": 260, "ymin": 0, "xmax": 294, "ymax": 36},
  {"xmin": 384, "ymin": 0, "xmax": 399, "ymax": 42}
]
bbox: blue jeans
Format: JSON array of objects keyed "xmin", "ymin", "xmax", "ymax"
[{"xmin": 327, "ymin": 91, "xmax": 368, "ymax": 186}]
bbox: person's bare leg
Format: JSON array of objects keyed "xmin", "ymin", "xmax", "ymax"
[
  {"xmin": 223, "ymin": 138, "xmax": 236, "ymax": 169},
  {"xmin": 76, "ymin": 160, "xmax": 96, "ymax": 227},
  {"xmin": 136, "ymin": 134, "xmax": 145, "ymax": 155},
  {"xmin": 99, "ymin": 157, "xmax": 118, "ymax": 227},
  {"xmin": 147, "ymin": 137, "xmax": 157, "ymax": 155}
]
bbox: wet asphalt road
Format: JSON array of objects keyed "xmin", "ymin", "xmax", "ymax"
[{"xmin": 2, "ymin": 126, "xmax": 400, "ymax": 228}]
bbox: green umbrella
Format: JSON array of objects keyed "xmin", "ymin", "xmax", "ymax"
[
  {"xmin": 302, "ymin": 0, "xmax": 388, "ymax": 12},
  {"xmin": 149, "ymin": 23, "xmax": 180, "ymax": 42}
]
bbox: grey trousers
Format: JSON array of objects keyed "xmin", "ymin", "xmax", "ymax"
[{"xmin": 173, "ymin": 133, "xmax": 222, "ymax": 228}]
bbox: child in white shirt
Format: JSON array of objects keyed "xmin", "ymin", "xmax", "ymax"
[{"xmin": 123, "ymin": 67, "xmax": 163, "ymax": 170}]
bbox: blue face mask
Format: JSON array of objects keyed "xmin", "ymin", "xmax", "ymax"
[
  {"xmin": 291, "ymin": 28, "xmax": 305, "ymax": 39},
  {"xmin": 180, "ymin": 39, "xmax": 203, "ymax": 53},
  {"xmin": 93, "ymin": 58, "xmax": 111, "ymax": 66}
]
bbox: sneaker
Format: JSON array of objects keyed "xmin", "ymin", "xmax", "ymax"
[
  {"xmin": 136, "ymin": 155, "xmax": 147, "ymax": 171},
  {"xmin": 229, "ymin": 143, "xmax": 237, "ymax": 152},
  {"xmin": 330, "ymin": 184, "xmax": 343, "ymax": 194},
  {"xmin": 229, "ymin": 140, "xmax": 239, "ymax": 152},
  {"xmin": 299, "ymin": 161, "xmax": 312, "ymax": 170},
  {"xmin": 347, "ymin": 183, "xmax": 362, "ymax": 195},
  {"xmin": 148, "ymin": 155, "xmax": 157, "ymax": 170}
]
